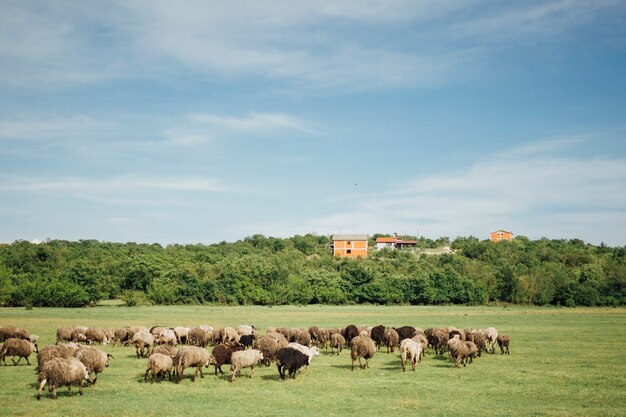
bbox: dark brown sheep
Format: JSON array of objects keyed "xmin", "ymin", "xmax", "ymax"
[
  {"xmin": 342, "ymin": 325, "xmax": 359, "ymax": 345},
  {"xmin": 497, "ymin": 334, "xmax": 510, "ymax": 355},
  {"xmin": 394, "ymin": 326, "xmax": 417, "ymax": 341},
  {"xmin": 370, "ymin": 325, "xmax": 386, "ymax": 350}
]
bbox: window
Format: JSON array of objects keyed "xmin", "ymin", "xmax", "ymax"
[
  {"xmin": 347, "ymin": 249, "xmax": 352, "ymax": 254},
  {"xmin": 347, "ymin": 241, "xmax": 351, "ymax": 245}
]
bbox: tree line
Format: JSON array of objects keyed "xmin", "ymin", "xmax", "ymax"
[{"xmin": 0, "ymin": 234, "xmax": 623, "ymax": 308}]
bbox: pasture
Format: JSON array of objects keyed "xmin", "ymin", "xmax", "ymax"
[{"xmin": 1, "ymin": 304, "xmax": 625, "ymax": 417}]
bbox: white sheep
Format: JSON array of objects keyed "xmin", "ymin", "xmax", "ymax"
[
  {"xmin": 400, "ymin": 338, "xmax": 422, "ymax": 371},
  {"xmin": 229, "ymin": 349, "xmax": 263, "ymax": 382}
]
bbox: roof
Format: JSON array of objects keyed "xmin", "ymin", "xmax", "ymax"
[
  {"xmin": 332, "ymin": 234, "xmax": 369, "ymax": 241},
  {"xmin": 376, "ymin": 236, "xmax": 417, "ymax": 244},
  {"xmin": 491, "ymin": 230, "xmax": 513, "ymax": 234}
]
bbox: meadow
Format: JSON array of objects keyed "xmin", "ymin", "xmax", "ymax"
[{"xmin": 1, "ymin": 304, "xmax": 625, "ymax": 417}]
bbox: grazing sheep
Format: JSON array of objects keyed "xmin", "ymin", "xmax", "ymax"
[
  {"xmin": 187, "ymin": 327, "xmax": 213, "ymax": 348},
  {"xmin": 293, "ymin": 329, "xmax": 312, "ymax": 347},
  {"xmin": 210, "ymin": 343, "xmax": 244, "ymax": 375},
  {"xmin": 350, "ymin": 334, "xmax": 376, "ymax": 371},
  {"xmin": 126, "ymin": 326, "xmax": 149, "ymax": 342},
  {"xmin": 464, "ymin": 341, "xmax": 479, "ymax": 364},
  {"xmin": 56, "ymin": 327, "xmax": 75, "ymax": 344},
  {"xmin": 484, "ymin": 327, "xmax": 498, "ymax": 354},
  {"xmin": 85, "ymin": 328, "xmax": 109, "ymax": 345},
  {"xmin": 275, "ymin": 347, "xmax": 310, "ymax": 380},
  {"xmin": 255, "ymin": 335, "xmax": 280, "ymax": 366},
  {"xmin": 173, "ymin": 346, "xmax": 212, "ymax": 383},
  {"xmin": 384, "ymin": 327, "xmax": 399, "ymax": 353},
  {"xmin": 342, "ymin": 325, "xmax": 359, "ymax": 345},
  {"xmin": 69, "ymin": 326, "xmax": 89, "ymax": 344},
  {"xmin": 235, "ymin": 325, "xmax": 255, "ymax": 337},
  {"xmin": 370, "ymin": 325, "xmax": 386, "ymax": 350},
  {"xmin": 400, "ymin": 338, "xmax": 422, "ymax": 372},
  {"xmin": 132, "ymin": 331, "xmax": 155, "ymax": 358},
  {"xmin": 497, "ymin": 334, "xmax": 510, "ymax": 355},
  {"xmin": 156, "ymin": 329, "xmax": 178, "ymax": 346},
  {"xmin": 448, "ymin": 338, "xmax": 469, "ymax": 368},
  {"xmin": 37, "ymin": 357, "xmax": 90, "ymax": 400},
  {"xmin": 432, "ymin": 328, "xmax": 450, "ymax": 355},
  {"xmin": 466, "ymin": 331, "xmax": 487, "ymax": 357},
  {"xmin": 151, "ymin": 345, "xmax": 178, "ymax": 359},
  {"xmin": 37, "ymin": 344, "xmax": 79, "ymax": 371},
  {"xmin": 308, "ymin": 326, "xmax": 323, "ymax": 346},
  {"xmin": 230, "ymin": 349, "xmax": 264, "ymax": 381},
  {"xmin": 239, "ymin": 334, "xmax": 255, "ymax": 349},
  {"xmin": 394, "ymin": 326, "xmax": 417, "ymax": 341},
  {"xmin": 174, "ymin": 327, "xmax": 191, "ymax": 345},
  {"xmin": 0, "ymin": 326, "xmax": 30, "ymax": 342},
  {"xmin": 330, "ymin": 333, "xmax": 346, "ymax": 355},
  {"xmin": 411, "ymin": 334, "xmax": 428, "ymax": 361},
  {"xmin": 145, "ymin": 353, "xmax": 174, "ymax": 383},
  {"xmin": 112, "ymin": 328, "xmax": 130, "ymax": 346},
  {"xmin": 0, "ymin": 338, "xmax": 37, "ymax": 366},
  {"xmin": 74, "ymin": 346, "xmax": 112, "ymax": 384}
]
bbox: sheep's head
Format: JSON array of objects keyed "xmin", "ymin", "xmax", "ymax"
[{"xmin": 311, "ymin": 347, "xmax": 320, "ymax": 357}]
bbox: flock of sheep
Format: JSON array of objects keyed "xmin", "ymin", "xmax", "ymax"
[{"xmin": 0, "ymin": 323, "xmax": 510, "ymax": 400}]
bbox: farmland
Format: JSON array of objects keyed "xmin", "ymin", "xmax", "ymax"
[{"xmin": 1, "ymin": 304, "xmax": 625, "ymax": 417}]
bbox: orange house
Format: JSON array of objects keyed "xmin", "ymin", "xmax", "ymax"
[
  {"xmin": 331, "ymin": 234, "xmax": 369, "ymax": 258},
  {"xmin": 490, "ymin": 230, "xmax": 513, "ymax": 242}
]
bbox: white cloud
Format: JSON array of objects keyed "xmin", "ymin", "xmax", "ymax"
[
  {"xmin": 188, "ymin": 112, "xmax": 314, "ymax": 133},
  {"xmin": 0, "ymin": 115, "xmax": 104, "ymax": 140}
]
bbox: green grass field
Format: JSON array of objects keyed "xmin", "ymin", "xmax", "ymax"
[{"xmin": 1, "ymin": 305, "xmax": 625, "ymax": 417}]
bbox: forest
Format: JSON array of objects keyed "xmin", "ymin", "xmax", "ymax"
[{"xmin": 0, "ymin": 234, "xmax": 624, "ymax": 308}]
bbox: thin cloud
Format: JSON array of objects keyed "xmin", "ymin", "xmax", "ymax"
[{"xmin": 188, "ymin": 112, "xmax": 315, "ymax": 134}]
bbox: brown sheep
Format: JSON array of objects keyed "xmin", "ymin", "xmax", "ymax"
[
  {"xmin": 0, "ymin": 326, "xmax": 30, "ymax": 342},
  {"xmin": 37, "ymin": 344, "xmax": 79, "ymax": 371},
  {"xmin": 464, "ymin": 341, "xmax": 479, "ymax": 364},
  {"xmin": 0, "ymin": 338, "xmax": 37, "ymax": 366},
  {"xmin": 145, "ymin": 353, "xmax": 174, "ymax": 383},
  {"xmin": 132, "ymin": 331, "xmax": 155, "ymax": 358},
  {"xmin": 187, "ymin": 327, "xmax": 213, "ymax": 347},
  {"xmin": 293, "ymin": 329, "xmax": 312, "ymax": 347},
  {"xmin": 342, "ymin": 325, "xmax": 360, "ymax": 345},
  {"xmin": 37, "ymin": 357, "xmax": 90, "ymax": 400},
  {"xmin": 173, "ymin": 346, "xmax": 212, "ymax": 383},
  {"xmin": 448, "ymin": 338, "xmax": 469, "ymax": 368},
  {"xmin": 255, "ymin": 335, "xmax": 280, "ymax": 366},
  {"xmin": 56, "ymin": 327, "xmax": 75, "ymax": 344},
  {"xmin": 330, "ymin": 333, "xmax": 346, "ymax": 355},
  {"xmin": 151, "ymin": 345, "xmax": 178, "ymax": 359},
  {"xmin": 85, "ymin": 328, "xmax": 109, "ymax": 345},
  {"xmin": 267, "ymin": 332, "xmax": 289, "ymax": 349},
  {"xmin": 370, "ymin": 325, "xmax": 386, "ymax": 350},
  {"xmin": 74, "ymin": 346, "xmax": 112, "ymax": 384},
  {"xmin": 210, "ymin": 343, "xmax": 244, "ymax": 375},
  {"xmin": 497, "ymin": 334, "xmax": 510, "ymax": 354},
  {"xmin": 384, "ymin": 327, "xmax": 399, "ymax": 353},
  {"xmin": 221, "ymin": 327, "xmax": 240, "ymax": 345},
  {"xmin": 350, "ymin": 334, "xmax": 376, "ymax": 370}
]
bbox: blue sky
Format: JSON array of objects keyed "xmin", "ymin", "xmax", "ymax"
[{"xmin": 1, "ymin": 0, "xmax": 625, "ymax": 246}]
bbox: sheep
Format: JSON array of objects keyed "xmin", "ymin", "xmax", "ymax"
[
  {"xmin": 239, "ymin": 334, "xmax": 255, "ymax": 349},
  {"xmin": 150, "ymin": 326, "xmax": 167, "ymax": 336},
  {"xmin": 173, "ymin": 346, "xmax": 212, "ymax": 383},
  {"xmin": 156, "ymin": 328, "xmax": 178, "ymax": 346},
  {"xmin": 350, "ymin": 334, "xmax": 376, "ymax": 371},
  {"xmin": 112, "ymin": 327, "xmax": 130, "ymax": 346},
  {"xmin": 370, "ymin": 325, "xmax": 386, "ymax": 350},
  {"xmin": 37, "ymin": 344, "xmax": 79, "ymax": 371},
  {"xmin": 0, "ymin": 326, "xmax": 30, "ymax": 342},
  {"xmin": 85, "ymin": 328, "xmax": 109, "ymax": 345},
  {"xmin": 235, "ymin": 324, "xmax": 255, "ymax": 337},
  {"xmin": 394, "ymin": 326, "xmax": 417, "ymax": 341},
  {"xmin": 411, "ymin": 334, "xmax": 428, "ymax": 361},
  {"xmin": 449, "ymin": 329, "xmax": 464, "ymax": 341},
  {"xmin": 220, "ymin": 327, "xmax": 240, "ymax": 345},
  {"xmin": 466, "ymin": 330, "xmax": 487, "ymax": 357},
  {"xmin": 484, "ymin": 327, "xmax": 498, "ymax": 353},
  {"xmin": 210, "ymin": 343, "xmax": 244, "ymax": 375},
  {"xmin": 37, "ymin": 357, "xmax": 90, "ymax": 400},
  {"xmin": 400, "ymin": 338, "xmax": 422, "ymax": 371},
  {"xmin": 0, "ymin": 338, "xmax": 37, "ymax": 366},
  {"xmin": 132, "ymin": 331, "xmax": 155, "ymax": 358},
  {"xmin": 330, "ymin": 333, "xmax": 346, "ymax": 355},
  {"xmin": 187, "ymin": 327, "xmax": 213, "ymax": 348},
  {"xmin": 464, "ymin": 341, "xmax": 479, "ymax": 364},
  {"xmin": 275, "ymin": 347, "xmax": 310, "ymax": 380},
  {"xmin": 286, "ymin": 342, "xmax": 319, "ymax": 366},
  {"xmin": 293, "ymin": 329, "xmax": 312, "ymax": 347},
  {"xmin": 267, "ymin": 332, "xmax": 289, "ymax": 349},
  {"xmin": 70, "ymin": 327, "xmax": 88, "ymax": 344},
  {"xmin": 230, "ymin": 349, "xmax": 263, "ymax": 381},
  {"xmin": 342, "ymin": 325, "xmax": 359, "ymax": 345},
  {"xmin": 145, "ymin": 353, "xmax": 174, "ymax": 383},
  {"xmin": 432, "ymin": 328, "xmax": 450, "ymax": 355},
  {"xmin": 56, "ymin": 327, "xmax": 75, "ymax": 344},
  {"xmin": 497, "ymin": 334, "xmax": 510, "ymax": 355},
  {"xmin": 255, "ymin": 335, "xmax": 280, "ymax": 366},
  {"xmin": 174, "ymin": 327, "xmax": 191, "ymax": 345},
  {"xmin": 448, "ymin": 338, "xmax": 469, "ymax": 368},
  {"xmin": 308, "ymin": 326, "xmax": 323, "ymax": 346},
  {"xmin": 74, "ymin": 346, "xmax": 112, "ymax": 384},
  {"xmin": 126, "ymin": 326, "xmax": 149, "ymax": 342},
  {"xmin": 151, "ymin": 345, "xmax": 178, "ymax": 359},
  {"xmin": 384, "ymin": 327, "xmax": 399, "ymax": 353}
]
